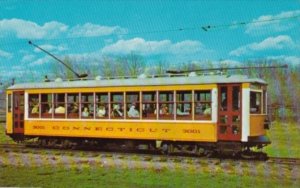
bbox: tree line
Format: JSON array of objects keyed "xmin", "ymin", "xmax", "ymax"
[{"xmin": 0, "ymin": 54, "xmax": 299, "ymax": 122}]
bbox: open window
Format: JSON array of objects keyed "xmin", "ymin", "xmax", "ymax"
[
  {"xmin": 232, "ymin": 86, "xmax": 241, "ymax": 111},
  {"xmin": 142, "ymin": 92, "xmax": 157, "ymax": 120},
  {"xmin": 158, "ymin": 91, "xmax": 174, "ymax": 120},
  {"xmin": 67, "ymin": 93, "xmax": 79, "ymax": 118},
  {"xmin": 7, "ymin": 94, "xmax": 12, "ymax": 113},
  {"xmin": 250, "ymin": 91, "xmax": 262, "ymax": 114},
  {"xmin": 176, "ymin": 91, "xmax": 192, "ymax": 120},
  {"xmin": 110, "ymin": 92, "xmax": 124, "ymax": 119},
  {"xmin": 81, "ymin": 93, "xmax": 94, "ymax": 119},
  {"xmin": 194, "ymin": 90, "xmax": 211, "ymax": 120},
  {"xmin": 126, "ymin": 92, "xmax": 140, "ymax": 119},
  {"xmin": 96, "ymin": 93, "xmax": 109, "ymax": 119},
  {"xmin": 263, "ymin": 90, "xmax": 267, "ymax": 114},
  {"xmin": 54, "ymin": 93, "xmax": 65, "ymax": 118},
  {"xmin": 41, "ymin": 94, "xmax": 52, "ymax": 118},
  {"xmin": 28, "ymin": 94, "xmax": 39, "ymax": 118}
]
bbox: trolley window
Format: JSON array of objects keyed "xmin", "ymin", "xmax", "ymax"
[
  {"xmin": 194, "ymin": 90, "xmax": 211, "ymax": 120},
  {"xmin": 158, "ymin": 91, "xmax": 174, "ymax": 120},
  {"xmin": 41, "ymin": 94, "xmax": 53, "ymax": 118},
  {"xmin": 126, "ymin": 92, "xmax": 140, "ymax": 119},
  {"xmin": 250, "ymin": 91, "xmax": 262, "ymax": 114},
  {"xmin": 95, "ymin": 93, "xmax": 109, "ymax": 119},
  {"xmin": 263, "ymin": 90, "xmax": 267, "ymax": 114},
  {"xmin": 176, "ymin": 91, "xmax": 192, "ymax": 120},
  {"xmin": 142, "ymin": 92, "xmax": 157, "ymax": 120},
  {"xmin": 7, "ymin": 94, "xmax": 12, "ymax": 113},
  {"xmin": 54, "ymin": 93, "xmax": 66, "ymax": 118},
  {"xmin": 28, "ymin": 94, "xmax": 39, "ymax": 118},
  {"xmin": 111, "ymin": 92, "xmax": 124, "ymax": 119},
  {"xmin": 67, "ymin": 93, "xmax": 79, "ymax": 119},
  {"xmin": 232, "ymin": 86, "xmax": 241, "ymax": 111},
  {"xmin": 81, "ymin": 93, "xmax": 94, "ymax": 119}
]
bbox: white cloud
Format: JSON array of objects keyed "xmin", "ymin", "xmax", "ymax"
[
  {"xmin": 0, "ymin": 19, "xmax": 126, "ymax": 39},
  {"xmin": 101, "ymin": 38, "xmax": 205, "ymax": 56},
  {"xmin": 170, "ymin": 40, "xmax": 204, "ymax": 54},
  {"xmin": 0, "ymin": 18, "xmax": 68, "ymax": 39},
  {"xmin": 266, "ymin": 55, "xmax": 300, "ymax": 66},
  {"xmin": 33, "ymin": 44, "xmax": 68, "ymax": 53},
  {"xmin": 218, "ymin": 59, "xmax": 242, "ymax": 66},
  {"xmin": 229, "ymin": 35, "xmax": 295, "ymax": 56},
  {"xmin": 69, "ymin": 23, "xmax": 127, "ymax": 37},
  {"xmin": 67, "ymin": 52, "xmax": 100, "ymax": 63},
  {"xmin": 190, "ymin": 59, "xmax": 243, "ymax": 67},
  {"xmin": 246, "ymin": 10, "xmax": 300, "ymax": 34},
  {"xmin": 0, "ymin": 49, "xmax": 12, "ymax": 59},
  {"xmin": 29, "ymin": 56, "xmax": 52, "ymax": 66},
  {"xmin": 283, "ymin": 56, "xmax": 300, "ymax": 65},
  {"xmin": 21, "ymin": 54, "xmax": 35, "ymax": 63}
]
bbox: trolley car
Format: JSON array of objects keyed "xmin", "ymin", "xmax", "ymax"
[{"xmin": 5, "ymin": 73, "xmax": 270, "ymax": 157}]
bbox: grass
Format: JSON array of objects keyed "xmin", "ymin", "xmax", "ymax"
[
  {"xmin": 0, "ymin": 123, "xmax": 14, "ymax": 144},
  {"xmin": 0, "ymin": 165, "xmax": 299, "ymax": 188},
  {"xmin": 264, "ymin": 121, "xmax": 300, "ymax": 158}
]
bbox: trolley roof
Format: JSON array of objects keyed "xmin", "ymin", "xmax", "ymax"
[{"xmin": 7, "ymin": 74, "xmax": 267, "ymax": 90}]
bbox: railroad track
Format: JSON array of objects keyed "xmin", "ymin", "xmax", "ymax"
[
  {"xmin": 0, "ymin": 143, "xmax": 24, "ymax": 149},
  {"xmin": 267, "ymin": 157, "xmax": 300, "ymax": 165},
  {"xmin": 1, "ymin": 143, "xmax": 299, "ymax": 166}
]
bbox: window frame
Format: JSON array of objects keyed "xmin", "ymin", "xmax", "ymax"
[
  {"xmin": 95, "ymin": 92, "xmax": 109, "ymax": 119},
  {"xmin": 158, "ymin": 91, "xmax": 175, "ymax": 120},
  {"xmin": 28, "ymin": 94, "xmax": 40, "ymax": 118},
  {"xmin": 250, "ymin": 90, "xmax": 263, "ymax": 114},
  {"xmin": 54, "ymin": 93, "xmax": 66, "ymax": 119},
  {"xmin": 110, "ymin": 92, "xmax": 124, "ymax": 119},
  {"xmin": 67, "ymin": 93, "xmax": 80, "ymax": 119},
  {"xmin": 126, "ymin": 92, "xmax": 140, "ymax": 119},
  {"xmin": 141, "ymin": 91, "xmax": 157, "ymax": 120},
  {"xmin": 176, "ymin": 90, "xmax": 192, "ymax": 120},
  {"xmin": 7, "ymin": 94, "xmax": 12, "ymax": 113},
  {"xmin": 194, "ymin": 90, "xmax": 212, "ymax": 120},
  {"xmin": 80, "ymin": 93, "xmax": 94, "ymax": 119},
  {"xmin": 41, "ymin": 93, "xmax": 53, "ymax": 118}
]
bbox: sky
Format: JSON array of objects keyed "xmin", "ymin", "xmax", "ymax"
[{"xmin": 0, "ymin": 0, "xmax": 300, "ymax": 83}]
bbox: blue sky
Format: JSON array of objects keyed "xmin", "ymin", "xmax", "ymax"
[{"xmin": 0, "ymin": 0, "xmax": 300, "ymax": 82}]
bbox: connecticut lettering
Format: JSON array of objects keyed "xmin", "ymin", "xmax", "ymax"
[{"xmin": 32, "ymin": 125, "xmax": 172, "ymax": 133}]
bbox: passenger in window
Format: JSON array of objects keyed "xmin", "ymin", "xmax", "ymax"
[
  {"xmin": 221, "ymin": 99, "xmax": 227, "ymax": 111},
  {"xmin": 111, "ymin": 104, "xmax": 123, "ymax": 117},
  {"xmin": 128, "ymin": 104, "xmax": 139, "ymax": 118},
  {"xmin": 203, "ymin": 105, "xmax": 211, "ymax": 115},
  {"xmin": 142, "ymin": 104, "xmax": 147, "ymax": 117},
  {"xmin": 48, "ymin": 104, "xmax": 53, "ymax": 113},
  {"xmin": 31, "ymin": 104, "xmax": 39, "ymax": 114},
  {"xmin": 176, "ymin": 106, "xmax": 189, "ymax": 115},
  {"xmin": 97, "ymin": 104, "xmax": 106, "ymax": 117},
  {"xmin": 82, "ymin": 107, "xmax": 90, "ymax": 117},
  {"xmin": 142, "ymin": 104, "xmax": 156, "ymax": 117},
  {"xmin": 70, "ymin": 103, "xmax": 79, "ymax": 113},
  {"xmin": 160, "ymin": 104, "xmax": 169, "ymax": 115},
  {"xmin": 195, "ymin": 103, "xmax": 203, "ymax": 115},
  {"xmin": 55, "ymin": 105, "xmax": 65, "ymax": 114}
]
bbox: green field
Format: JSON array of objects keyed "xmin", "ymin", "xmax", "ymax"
[
  {"xmin": 0, "ymin": 122, "xmax": 299, "ymax": 187},
  {"xmin": 0, "ymin": 123, "xmax": 14, "ymax": 144},
  {"xmin": 264, "ymin": 121, "xmax": 300, "ymax": 158},
  {"xmin": 0, "ymin": 165, "xmax": 298, "ymax": 188}
]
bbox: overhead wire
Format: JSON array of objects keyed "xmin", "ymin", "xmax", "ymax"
[
  {"xmin": 0, "ymin": 14, "xmax": 299, "ymax": 47},
  {"xmin": 201, "ymin": 14, "xmax": 300, "ymax": 31}
]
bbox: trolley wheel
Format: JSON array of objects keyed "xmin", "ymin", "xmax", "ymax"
[{"xmin": 161, "ymin": 143, "xmax": 174, "ymax": 155}]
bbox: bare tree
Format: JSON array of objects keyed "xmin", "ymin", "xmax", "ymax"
[{"xmin": 101, "ymin": 56, "xmax": 114, "ymax": 78}]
